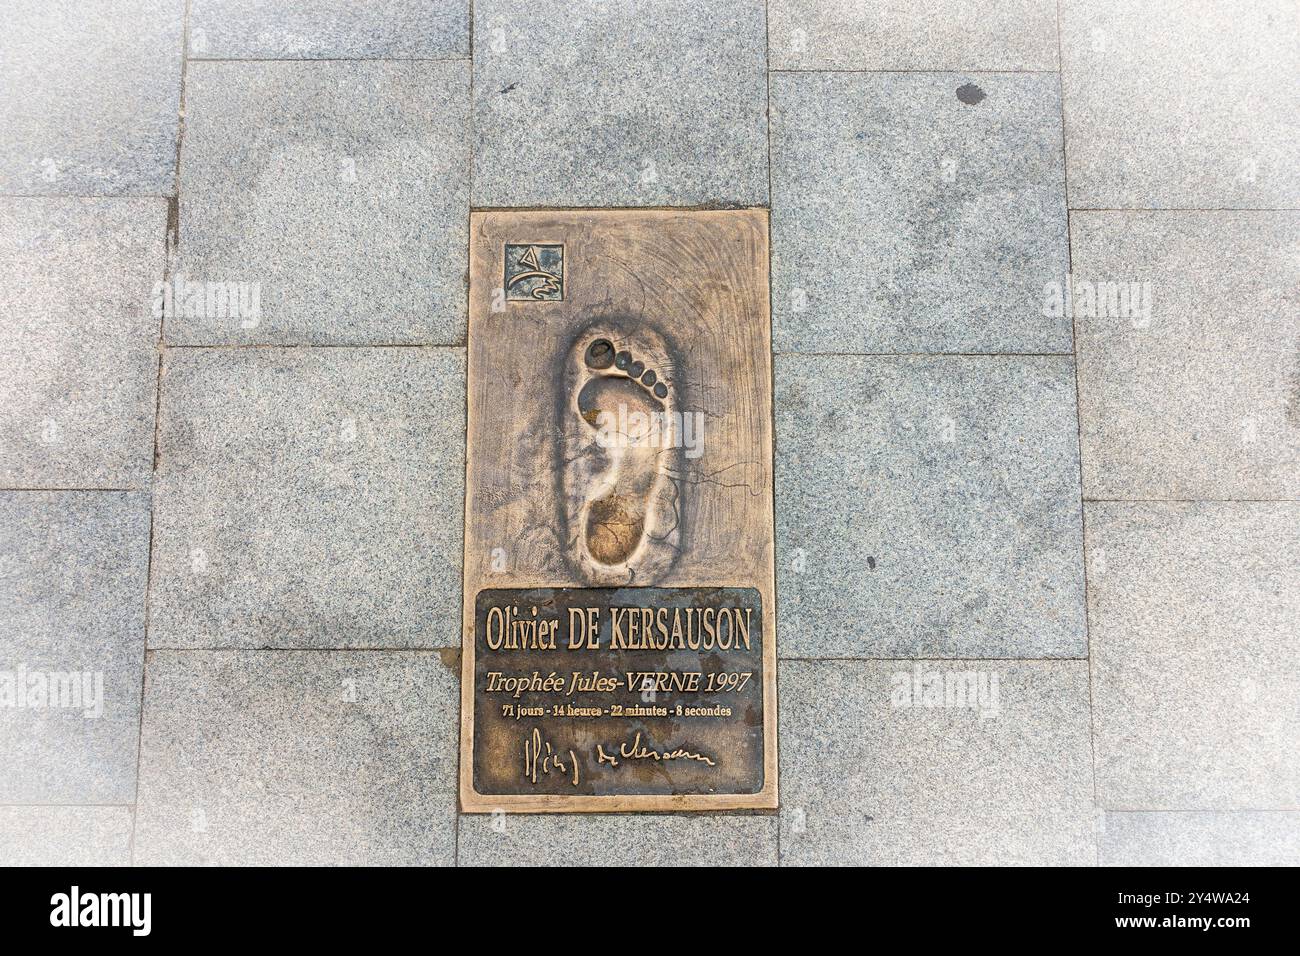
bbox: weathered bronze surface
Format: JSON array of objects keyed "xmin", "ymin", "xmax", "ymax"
[
  {"xmin": 461, "ymin": 209, "xmax": 776, "ymax": 812},
  {"xmin": 473, "ymin": 586, "xmax": 765, "ymax": 796}
]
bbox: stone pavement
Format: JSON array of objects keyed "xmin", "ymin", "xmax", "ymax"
[{"xmin": 1, "ymin": 1, "xmax": 1296, "ymax": 866}]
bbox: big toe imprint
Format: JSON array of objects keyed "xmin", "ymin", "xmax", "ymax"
[{"xmin": 560, "ymin": 318, "xmax": 683, "ymax": 584}]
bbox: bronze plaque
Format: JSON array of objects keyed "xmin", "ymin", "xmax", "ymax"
[{"xmin": 461, "ymin": 209, "xmax": 777, "ymax": 812}]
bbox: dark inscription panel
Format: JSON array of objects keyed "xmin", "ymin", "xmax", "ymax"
[{"xmin": 473, "ymin": 586, "xmax": 764, "ymax": 797}]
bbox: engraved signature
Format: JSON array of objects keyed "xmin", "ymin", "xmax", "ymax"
[
  {"xmin": 523, "ymin": 727, "xmax": 579, "ymax": 787},
  {"xmin": 596, "ymin": 732, "xmax": 717, "ymax": 769}
]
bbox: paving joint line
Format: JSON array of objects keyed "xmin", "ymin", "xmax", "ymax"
[{"xmin": 1055, "ymin": 0, "xmax": 1103, "ymax": 867}]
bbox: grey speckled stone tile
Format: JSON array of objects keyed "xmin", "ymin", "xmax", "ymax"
[
  {"xmin": 779, "ymin": 661, "xmax": 1095, "ymax": 865},
  {"xmin": 775, "ymin": 355, "xmax": 1086, "ymax": 658},
  {"xmin": 190, "ymin": 0, "xmax": 469, "ymax": 59},
  {"xmin": 769, "ymin": 0, "xmax": 1058, "ymax": 71},
  {"xmin": 0, "ymin": 492, "xmax": 150, "ymax": 803},
  {"xmin": 771, "ymin": 72, "xmax": 1069, "ymax": 354},
  {"xmin": 134, "ymin": 650, "xmax": 458, "ymax": 865},
  {"xmin": 148, "ymin": 348, "xmax": 464, "ymax": 649},
  {"xmin": 1100, "ymin": 811, "xmax": 1300, "ymax": 866},
  {"xmin": 0, "ymin": 199, "xmax": 164, "ymax": 488},
  {"xmin": 1073, "ymin": 212, "xmax": 1300, "ymax": 500},
  {"xmin": 0, "ymin": 807, "xmax": 132, "ymax": 866},
  {"xmin": 173, "ymin": 61, "xmax": 469, "ymax": 345},
  {"xmin": 1089, "ymin": 502, "xmax": 1300, "ymax": 810},
  {"xmin": 1061, "ymin": 0, "xmax": 1300, "ymax": 208},
  {"xmin": 472, "ymin": 0, "xmax": 768, "ymax": 207},
  {"xmin": 458, "ymin": 814, "xmax": 777, "ymax": 866},
  {"xmin": 0, "ymin": 0, "xmax": 183, "ymax": 195}
]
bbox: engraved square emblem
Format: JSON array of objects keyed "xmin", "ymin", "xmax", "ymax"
[{"xmin": 505, "ymin": 243, "xmax": 564, "ymax": 301}]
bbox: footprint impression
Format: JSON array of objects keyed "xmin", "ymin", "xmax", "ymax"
[{"xmin": 560, "ymin": 318, "xmax": 684, "ymax": 585}]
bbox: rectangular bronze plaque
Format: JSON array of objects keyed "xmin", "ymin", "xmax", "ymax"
[{"xmin": 461, "ymin": 209, "xmax": 777, "ymax": 812}]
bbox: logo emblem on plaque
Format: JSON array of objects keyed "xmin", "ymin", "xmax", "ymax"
[{"xmin": 505, "ymin": 243, "xmax": 564, "ymax": 301}]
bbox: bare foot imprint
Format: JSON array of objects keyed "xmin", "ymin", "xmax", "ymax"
[{"xmin": 560, "ymin": 318, "xmax": 683, "ymax": 585}]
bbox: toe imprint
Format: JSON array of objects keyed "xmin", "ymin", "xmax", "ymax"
[
  {"xmin": 576, "ymin": 339, "xmax": 671, "ymax": 426},
  {"xmin": 584, "ymin": 338, "xmax": 615, "ymax": 369}
]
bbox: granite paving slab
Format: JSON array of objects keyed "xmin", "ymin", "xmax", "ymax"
[
  {"xmin": 173, "ymin": 60, "xmax": 470, "ymax": 345},
  {"xmin": 776, "ymin": 354, "xmax": 1086, "ymax": 658},
  {"xmin": 770, "ymin": 71, "xmax": 1069, "ymax": 354},
  {"xmin": 1072, "ymin": 211, "xmax": 1300, "ymax": 500},
  {"xmin": 1060, "ymin": 0, "xmax": 1300, "ymax": 208},
  {"xmin": 0, "ymin": 806, "xmax": 133, "ymax": 866},
  {"xmin": 0, "ymin": 198, "xmax": 164, "ymax": 488},
  {"xmin": 472, "ymin": 0, "xmax": 768, "ymax": 207},
  {"xmin": 1100, "ymin": 810, "xmax": 1300, "ymax": 867},
  {"xmin": 134, "ymin": 650, "xmax": 458, "ymax": 865},
  {"xmin": 148, "ymin": 347, "xmax": 464, "ymax": 649},
  {"xmin": 779, "ymin": 660, "xmax": 1095, "ymax": 865},
  {"xmin": 1089, "ymin": 502, "xmax": 1300, "ymax": 810},
  {"xmin": 189, "ymin": 0, "xmax": 469, "ymax": 59},
  {"xmin": 457, "ymin": 813, "xmax": 778, "ymax": 866},
  {"xmin": 768, "ymin": 0, "xmax": 1058, "ymax": 71},
  {"xmin": 0, "ymin": 0, "xmax": 184, "ymax": 195},
  {"xmin": 0, "ymin": 492, "xmax": 150, "ymax": 803}
]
